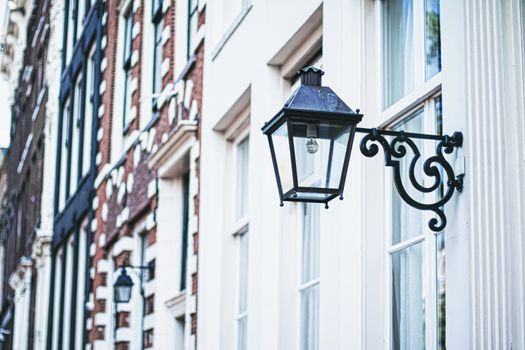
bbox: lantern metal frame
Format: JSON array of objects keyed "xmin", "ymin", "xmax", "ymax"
[
  {"xmin": 113, "ymin": 265, "xmax": 151, "ymax": 346},
  {"xmin": 114, "ymin": 265, "xmax": 151, "ymax": 303},
  {"xmin": 262, "ymin": 67, "xmax": 465, "ymax": 233}
]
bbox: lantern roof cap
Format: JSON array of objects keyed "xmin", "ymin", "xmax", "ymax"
[
  {"xmin": 115, "ymin": 268, "xmax": 134, "ymax": 287},
  {"xmin": 262, "ymin": 67, "xmax": 362, "ymax": 134}
]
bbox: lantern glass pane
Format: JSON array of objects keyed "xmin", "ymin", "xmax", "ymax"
[
  {"xmin": 116, "ymin": 286, "xmax": 132, "ymax": 303},
  {"xmin": 271, "ymin": 122, "xmax": 294, "ymax": 193},
  {"xmin": 291, "ymin": 120, "xmax": 353, "ymax": 191},
  {"xmin": 327, "ymin": 125, "xmax": 352, "ymax": 189}
]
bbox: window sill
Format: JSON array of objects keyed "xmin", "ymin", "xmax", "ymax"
[{"xmin": 211, "ymin": 4, "xmax": 253, "ymax": 60}]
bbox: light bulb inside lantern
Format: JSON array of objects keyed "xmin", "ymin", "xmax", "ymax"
[{"xmin": 306, "ymin": 137, "xmax": 319, "ymax": 154}]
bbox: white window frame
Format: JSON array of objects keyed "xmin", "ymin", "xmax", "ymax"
[
  {"xmin": 82, "ymin": 44, "xmax": 96, "ymax": 177},
  {"xmin": 227, "ymin": 113, "xmax": 250, "ymax": 350},
  {"xmin": 140, "ymin": 0, "xmax": 155, "ymax": 127},
  {"xmin": 227, "ymin": 115, "xmax": 250, "ymax": 232},
  {"xmin": 77, "ymin": 0, "xmax": 86, "ymax": 37},
  {"xmin": 377, "ymin": 1, "xmax": 444, "ymax": 348},
  {"xmin": 62, "ymin": 235, "xmax": 75, "ymax": 349},
  {"xmin": 70, "ymin": 75, "xmax": 82, "ymax": 194},
  {"xmin": 234, "ymin": 226, "xmax": 249, "ymax": 350},
  {"xmin": 383, "ymin": 95, "xmax": 443, "ymax": 350},
  {"xmin": 74, "ymin": 220, "xmax": 88, "ymax": 350},
  {"xmin": 297, "ymin": 203, "xmax": 320, "ymax": 350},
  {"xmin": 65, "ymin": 0, "xmax": 76, "ymax": 65},
  {"xmin": 152, "ymin": 2, "xmax": 164, "ymax": 111},
  {"xmin": 51, "ymin": 249, "xmax": 63, "ymax": 350},
  {"xmin": 122, "ymin": 10, "xmax": 134, "ymax": 129},
  {"xmin": 112, "ymin": 0, "xmax": 134, "ymax": 163},
  {"xmin": 377, "ymin": 0, "xmax": 442, "ymax": 121},
  {"xmin": 59, "ymin": 98, "xmax": 71, "ymax": 211}
]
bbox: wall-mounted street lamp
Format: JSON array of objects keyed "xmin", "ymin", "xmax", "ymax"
[
  {"xmin": 262, "ymin": 67, "xmax": 464, "ymax": 232},
  {"xmin": 113, "ymin": 265, "xmax": 151, "ymax": 348},
  {"xmin": 113, "ymin": 265, "xmax": 151, "ymax": 303}
]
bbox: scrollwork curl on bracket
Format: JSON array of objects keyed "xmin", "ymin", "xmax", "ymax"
[{"xmin": 357, "ymin": 127, "xmax": 463, "ymax": 232}]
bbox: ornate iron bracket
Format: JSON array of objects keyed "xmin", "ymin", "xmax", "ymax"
[
  {"xmin": 356, "ymin": 127, "xmax": 464, "ymax": 232},
  {"xmin": 120, "ymin": 264, "xmax": 152, "ymax": 294}
]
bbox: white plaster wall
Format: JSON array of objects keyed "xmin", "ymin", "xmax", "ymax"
[
  {"xmin": 198, "ymin": 0, "xmax": 525, "ymax": 349},
  {"xmin": 198, "ymin": 1, "xmax": 368, "ymax": 349}
]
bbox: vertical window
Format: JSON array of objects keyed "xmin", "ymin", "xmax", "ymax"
[
  {"xmin": 232, "ymin": 130, "xmax": 250, "ymax": 350},
  {"xmin": 77, "ymin": 0, "xmax": 86, "ymax": 36},
  {"xmin": 83, "ymin": 46, "xmax": 96, "ymax": 176},
  {"xmin": 381, "ymin": 0, "xmax": 444, "ymax": 347},
  {"xmin": 299, "ymin": 204, "xmax": 320, "ymax": 350},
  {"xmin": 74, "ymin": 225, "xmax": 88, "ymax": 350},
  {"xmin": 62, "ymin": 237, "xmax": 74, "ymax": 349},
  {"xmin": 122, "ymin": 11, "xmax": 134, "ymax": 129},
  {"xmin": 51, "ymin": 250, "xmax": 63, "ymax": 350},
  {"xmin": 65, "ymin": 0, "xmax": 76, "ymax": 64},
  {"xmin": 70, "ymin": 76, "xmax": 82, "ymax": 194},
  {"xmin": 187, "ymin": 0, "xmax": 198, "ymax": 58},
  {"xmin": 382, "ymin": 0, "xmax": 414, "ymax": 108},
  {"xmin": 180, "ymin": 172, "xmax": 190, "ymax": 291},
  {"xmin": 175, "ymin": 316, "xmax": 186, "ymax": 350},
  {"xmin": 425, "ymin": 0, "xmax": 441, "ymax": 79},
  {"xmin": 152, "ymin": 14, "xmax": 164, "ymax": 110},
  {"xmin": 144, "ymin": 329, "xmax": 154, "ymax": 348},
  {"xmin": 236, "ymin": 136, "xmax": 249, "ymax": 220},
  {"xmin": 382, "ymin": 0, "xmax": 442, "ymax": 109},
  {"xmin": 388, "ymin": 96, "xmax": 444, "ymax": 349},
  {"xmin": 38, "ymin": 49, "xmax": 47, "ymax": 93},
  {"xmin": 59, "ymin": 99, "xmax": 71, "ymax": 210},
  {"xmin": 434, "ymin": 96, "xmax": 446, "ymax": 350},
  {"xmin": 236, "ymin": 229, "xmax": 248, "ymax": 350}
]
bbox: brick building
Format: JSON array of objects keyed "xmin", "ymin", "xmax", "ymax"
[
  {"xmin": 0, "ymin": 0, "xmax": 59, "ymax": 348},
  {"xmin": 85, "ymin": 0, "xmax": 205, "ymax": 349},
  {"xmin": 44, "ymin": 0, "xmax": 104, "ymax": 349}
]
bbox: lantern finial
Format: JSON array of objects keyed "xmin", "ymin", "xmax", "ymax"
[{"xmin": 300, "ymin": 66, "xmax": 324, "ymax": 86}]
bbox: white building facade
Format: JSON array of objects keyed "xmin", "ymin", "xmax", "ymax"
[{"xmin": 198, "ymin": 1, "xmax": 525, "ymax": 350}]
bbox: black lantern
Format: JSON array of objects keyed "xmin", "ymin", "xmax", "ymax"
[
  {"xmin": 114, "ymin": 267, "xmax": 134, "ymax": 303},
  {"xmin": 262, "ymin": 67, "xmax": 363, "ymax": 207}
]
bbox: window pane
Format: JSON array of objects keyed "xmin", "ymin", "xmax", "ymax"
[
  {"xmin": 62, "ymin": 238, "xmax": 74, "ymax": 349},
  {"xmin": 180, "ymin": 172, "xmax": 190, "ymax": 291},
  {"xmin": 51, "ymin": 250, "xmax": 63, "ymax": 349},
  {"xmin": 435, "ymin": 95, "xmax": 442, "ymax": 135},
  {"xmin": 391, "ymin": 243, "xmax": 425, "ymax": 350},
  {"xmin": 124, "ymin": 13, "xmax": 133, "ymax": 62},
  {"xmin": 77, "ymin": 0, "xmax": 86, "ymax": 38},
  {"xmin": 66, "ymin": 1, "xmax": 75, "ymax": 64},
  {"xmin": 425, "ymin": 0, "xmax": 441, "ymax": 80},
  {"xmin": 75, "ymin": 227, "xmax": 87, "ymax": 350},
  {"xmin": 237, "ymin": 315, "xmax": 247, "ymax": 350},
  {"xmin": 302, "ymin": 204, "xmax": 320, "ymax": 284},
  {"xmin": 59, "ymin": 100, "xmax": 70, "ymax": 210},
  {"xmin": 238, "ymin": 231, "xmax": 249, "ymax": 313},
  {"xmin": 187, "ymin": 0, "xmax": 199, "ymax": 58},
  {"xmin": 436, "ymin": 233, "xmax": 446, "ymax": 349},
  {"xmin": 391, "ymin": 110, "xmax": 424, "ymax": 245},
  {"xmin": 83, "ymin": 50, "xmax": 95, "ymax": 176},
  {"xmin": 236, "ymin": 136, "xmax": 249, "ymax": 220},
  {"xmin": 70, "ymin": 79, "xmax": 82, "ymax": 193},
  {"xmin": 271, "ymin": 123, "xmax": 294, "ymax": 194},
  {"xmin": 300, "ymin": 284, "xmax": 319, "ymax": 350},
  {"xmin": 123, "ymin": 69, "xmax": 133, "ymax": 127},
  {"xmin": 382, "ymin": 0, "xmax": 414, "ymax": 108},
  {"xmin": 153, "ymin": 20, "xmax": 164, "ymax": 96}
]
